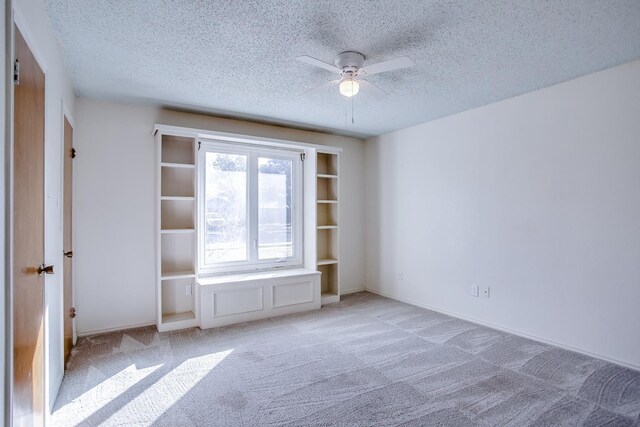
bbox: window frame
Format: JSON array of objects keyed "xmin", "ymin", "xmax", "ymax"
[{"xmin": 197, "ymin": 139, "xmax": 303, "ymax": 275}]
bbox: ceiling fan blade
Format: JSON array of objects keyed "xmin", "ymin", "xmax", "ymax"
[
  {"xmin": 358, "ymin": 79, "xmax": 389, "ymax": 100},
  {"xmin": 295, "ymin": 56, "xmax": 341, "ymax": 74},
  {"xmin": 297, "ymin": 79, "xmax": 341, "ymax": 97},
  {"xmin": 361, "ymin": 56, "xmax": 415, "ymax": 75}
]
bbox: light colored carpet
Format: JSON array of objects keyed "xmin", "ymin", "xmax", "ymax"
[{"xmin": 51, "ymin": 292, "xmax": 640, "ymax": 426}]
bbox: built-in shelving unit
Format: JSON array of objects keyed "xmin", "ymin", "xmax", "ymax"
[
  {"xmin": 316, "ymin": 151, "xmax": 340, "ymax": 305},
  {"xmin": 156, "ymin": 134, "xmax": 198, "ymax": 332},
  {"xmin": 152, "ymin": 123, "xmax": 344, "ymax": 332}
]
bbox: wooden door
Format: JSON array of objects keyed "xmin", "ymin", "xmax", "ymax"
[
  {"xmin": 13, "ymin": 25, "xmax": 46, "ymax": 427},
  {"xmin": 63, "ymin": 117, "xmax": 74, "ymax": 365}
]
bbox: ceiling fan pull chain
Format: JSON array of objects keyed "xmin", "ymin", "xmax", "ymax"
[{"xmin": 351, "ymin": 95, "xmax": 355, "ymax": 124}]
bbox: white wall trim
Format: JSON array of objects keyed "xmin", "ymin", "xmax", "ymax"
[
  {"xmin": 61, "ymin": 101, "xmax": 75, "ymax": 129},
  {"xmin": 60, "ymin": 101, "xmax": 76, "ymax": 346},
  {"xmin": 49, "ymin": 368, "xmax": 62, "ymax": 413},
  {"xmin": 11, "ymin": 2, "xmax": 47, "ymax": 73},
  {"xmin": 3, "ymin": 1, "xmax": 13, "ymax": 424},
  {"xmin": 365, "ymin": 288, "xmax": 640, "ymax": 372}
]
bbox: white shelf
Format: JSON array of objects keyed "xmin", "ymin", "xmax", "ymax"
[
  {"xmin": 316, "ymin": 151, "xmax": 339, "ymax": 307},
  {"xmin": 158, "ymin": 133, "xmax": 198, "ymax": 333},
  {"xmin": 161, "ymin": 228, "xmax": 195, "ymax": 234},
  {"xmin": 158, "ymin": 316, "xmax": 198, "ymax": 332},
  {"xmin": 321, "ymin": 292, "xmax": 340, "ymax": 305},
  {"xmin": 161, "ymin": 162, "xmax": 195, "ymax": 169},
  {"xmin": 162, "ymin": 311, "xmax": 196, "ymax": 324},
  {"xmin": 161, "ymin": 196, "xmax": 195, "ymax": 201},
  {"xmin": 161, "ymin": 270, "xmax": 196, "ymax": 280}
]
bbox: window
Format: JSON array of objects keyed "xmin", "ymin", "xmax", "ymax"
[{"xmin": 198, "ymin": 140, "xmax": 303, "ymax": 273}]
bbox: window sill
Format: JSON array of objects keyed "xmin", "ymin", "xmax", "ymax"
[{"xmin": 198, "ymin": 267, "xmax": 320, "ymax": 287}]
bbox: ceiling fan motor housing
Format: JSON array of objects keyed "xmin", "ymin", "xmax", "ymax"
[{"xmin": 335, "ymin": 51, "xmax": 365, "ymax": 76}]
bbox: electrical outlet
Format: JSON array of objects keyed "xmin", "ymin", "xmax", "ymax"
[
  {"xmin": 185, "ymin": 284, "xmax": 192, "ymax": 296},
  {"xmin": 470, "ymin": 285, "xmax": 479, "ymax": 297},
  {"xmin": 482, "ymin": 287, "xmax": 490, "ymax": 298}
]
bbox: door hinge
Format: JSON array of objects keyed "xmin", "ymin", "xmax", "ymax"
[
  {"xmin": 300, "ymin": 152, "xmax": 306, "ymax": 161},
  {"xmin": 14, "ymin": 60, "xmax": 20, "ymax": 86},
  {"xmin": 71, "ymin": 148, "xmax": 76, "ymax": 159}
]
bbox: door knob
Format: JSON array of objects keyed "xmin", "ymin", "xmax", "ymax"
[
  {"xmin": 37, "ymin": 264, "xmax": 54, "ymax": 276},
  {"xmin": 64, "ymin": 251, "xmax": 73, "ymax": 258},
  {"xmin": 69, "ymin": 307, "xmax": 76, "ymax": 318}
]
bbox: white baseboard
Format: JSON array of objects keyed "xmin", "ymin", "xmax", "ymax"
[
  {"xmin": 365, "ymin": 288, "xmax": 640, "ymax": 372},
  {"xmin": 341, "ymin": 287, "xmax": 366, "ymax": 295},
  {"xmin": 49, "ymin": 368, "xmax": 63, "ymax": 413},
  {"xmin": 77, "ymin": 321, "xmax": 156, "ymax": 337}
]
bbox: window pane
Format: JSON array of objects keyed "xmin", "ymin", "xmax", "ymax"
[
  {"xmin": 258, "ymin": 157, "xmax": 293, "ymax": 260},
  {"xmin": 204, "ymin": 152, "xmax": 247, "ymax": 263}
]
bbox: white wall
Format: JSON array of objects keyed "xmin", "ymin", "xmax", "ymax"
[
  {"xmin": 365, "ymin": 60, "xmax": 640, "ymax": 369},
  {"xmin": 12, "ymin": 0, "xmax": 76, "ymax": 413},
  {"xmin": 74, "ymin": 98, "xmax": 366, "ymax": 335}
]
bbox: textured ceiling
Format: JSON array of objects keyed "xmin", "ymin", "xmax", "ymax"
[{"xmin": 45, "ymin": 0, "xmax": 640, "ymax": 138}]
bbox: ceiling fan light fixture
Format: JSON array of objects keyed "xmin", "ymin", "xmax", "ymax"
[{"xmin": 339, "ymin": 79, "xmax": 359, "ymax": 97}]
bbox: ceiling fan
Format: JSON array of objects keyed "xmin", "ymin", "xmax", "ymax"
[{"xmin": 296, "ymin": 51, "xmax": 415, "ymax": 99}]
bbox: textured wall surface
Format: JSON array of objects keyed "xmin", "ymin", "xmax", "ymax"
[
  {"xmin": 45, "ymin": 0, "xmax": 640, "ymax": 137},
  {"xmin": 365, "ymin": 60, "xmax": 640, "ymax": 369}
]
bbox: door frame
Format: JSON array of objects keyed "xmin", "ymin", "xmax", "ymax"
[
  {"xmin": 5, "ymin": 2, "xmax": 49, "ymax": 425},
  {"xmin": 60, "ymin": 100, "xmax": 76, "ymax": 348},
  {"xmin": 2, "ymin": 0, "xmax": 10, "ymax": 425}
]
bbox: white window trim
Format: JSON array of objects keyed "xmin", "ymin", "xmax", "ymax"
[{"xmin": 197, "ymin": 139, "xmax": 304, "ymax": 275}]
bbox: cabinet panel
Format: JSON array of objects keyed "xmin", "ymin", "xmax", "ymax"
[
  {"xmin": 272, "ymin": 281, "xmax": 314, "ymax": 308},
  {"xmin": 198, "ymin": 270, "xmax": 321, "ymax": 328},
  {"xmin": 213, "ymin": 286, "xmax": 263, "ymax": 318}
]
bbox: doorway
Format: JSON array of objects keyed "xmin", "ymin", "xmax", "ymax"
[
  {"xmin": 63, "ymin": 116, "xmax": 74, "ymax": 365},
  {"xmin": 12, "ymin": 23, "xmax": 47, "ymax": 426}
]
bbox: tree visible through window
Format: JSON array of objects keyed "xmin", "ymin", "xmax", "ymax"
[
  {"xmin": 258, "ymin": 157, "xmax": 293, "ymax": 260},
  {"xmin": 200, "ymin": 142, "xmax": 302, "ymax": 273},
  {"xmin": 204, "ymin": 152, "xmax": 247, "ymax": 263}
]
